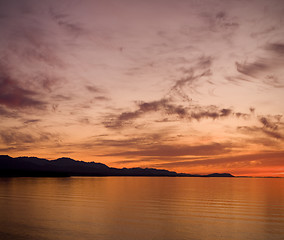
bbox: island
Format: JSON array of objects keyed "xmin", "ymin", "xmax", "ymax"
[{"xmin": 0, "ymin": 155, "xmax": 234, "ymax": 177}]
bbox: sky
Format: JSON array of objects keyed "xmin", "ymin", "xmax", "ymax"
[{"xmin": 0, "ymin": 0, "xmax": 283, "ymax": 176}]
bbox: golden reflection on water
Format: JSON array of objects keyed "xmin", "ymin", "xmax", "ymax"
[{"xmin": 0, "ymin": 177, "xmax": 283, "ymax": 240}]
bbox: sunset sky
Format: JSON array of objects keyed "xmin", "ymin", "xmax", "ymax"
[{"xmin": 0, "ymin": 0, "xmax": 283, "ymax": 176}]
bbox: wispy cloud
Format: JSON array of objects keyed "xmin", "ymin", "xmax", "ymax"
[
  {"xmin": 265, "ymin": 43, "xmax": 284, "ymax": 55},
  {"xmin": 103, "ymin": 97, "xmax": 249, "ymax": 129},
  {"xmin": 151, "ymin": 151, "xmax": 284, "ymax": 169},
  {"xmin": 232, "ymin": 42, "xmax": 284, "ymax": 87},
  {"xmin": 49, "ymin": 7, "xmax": 86, "ymax": 37},
  {"xmin": 0, "ymin": 129, "xmax": 54, "ymax": 145},
  {"xmin": 100, "ymin": 142, "xmax": 231, "ymax": 158},
  {"xmin": 168, "ymin": 56, "xmax": 213, "ymax": 101},
  {"xmin": 237, "ymin": 115, "xmax": 283, "ymax": 140},
  {"xmin": 0, "ymin": 106, "xmax": 18, "ymax": 118}
]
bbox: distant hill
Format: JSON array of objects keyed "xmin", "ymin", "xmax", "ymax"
[{"xmin": 0, "ymin": 155, "xmax": 234, "ymax": 177}]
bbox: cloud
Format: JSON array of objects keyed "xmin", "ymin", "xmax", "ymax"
[
  {"xmin": 236, "ymin": 60, "xmax": 269, "ymax": 78},
  {"xmin": 199, "ymin": 10, "xmax": 239, "ymax": 38},
  {"xmin": 23, "ymin": 119, "xmax": 41, "ymax": 124},
  {"xmin": 90, "ymin": 132, "xmax": 165, "ymax": 148},
  {"xmin": 0, "ymin": 106, "xmax": 18, "ymax": 118},
  {"xmin": 234, "ymin": 112, "xmax": 250, "ymax": 119},
  {"xmin": 0, "ymin": 67, "xmax": 45, "ymax": 109},
  {"xmin": 0, "ymin": 5, "xmax": 67, "ymax": 99},
  {"xmin": 237, "ymin": 115, "xmax": 284, "ymax": 140},
  {"xmin": 250, "ymin": 26, "xmax": 277, "ymax": 38},
  {"xmin": 169, "ymin": 56, "xmax": 213, "ymax": 101},
  {"xmin": 102, "ymin": 52, "xmax": 253, "ymax": 130},
  {"xmin": 49, "ymin": 7, "xmax": 86, "ymax": 37},
  {"xmin": 151, "ymin": 151, "xmax": 284, "ymax": 169},
  {"xmin": 53, "ymin": 94, "xmax": 72, "ymax": 101},
  {"xmin": 259, "ymin": 116, "xmax": 278, "ymax": 130},
  {"xmin": 262, "ymin": 129, "xmax": 283, "ymax": 140},
  {"xmin": 0, "ymin": 131, "xmax": 36, "ymax": 145},
  {"xmin": 86, "ymin": 85, "xmax": 103, "ymax": 93},
  {"xmin": 233, "ymin": 42, "xmax": 284, "ymax": 87},
  {"xmin": 237, "ymin": 126, "xmax": 283, "ymax": 140},
  {"xmin": 103, "ymin": 96, "xmax": 247, "ymax": 129},
  {"xmin": 189, "ymin": 105, "xmax": 232, "ymax": 120},
  {"xmin": 94, "ymin": 96, "xmax": 109, "ymax": 101},
  {"xmin": 247, "ymin": 137, "xmax": 280, "ymax": 147},
  {"xmin": 100, "ymin": 142, "xmax": 231, "ymax": 158},
  {"xmin": 85, "ymin": 85, "xmax": 109, "ymax": 101},
  {"xmin": 103, "ymin": 99, "xmax": 178, "ymax": 129},
  {"xmin": 265, "ymin": 43, "xmax": 284, "ymax": 55},
  {"xmin": 258, "ymin": 115, "xmax": 283, "ymax": 139},
  {"xmin": 0, "ymin": 129, "xmax": 50, "ymax": 145},
  {"xmin": 0, "ymin": 128, "xmax": 61, "ymax": 152},
  {"xmin": 4, "ymin": 22, "xmax": 66, "ymax": 69}
]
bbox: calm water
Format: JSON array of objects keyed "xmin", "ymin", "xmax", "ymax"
[{"xmin": 0, "ymin": 177, "xmax": 283, "ymax": 240}]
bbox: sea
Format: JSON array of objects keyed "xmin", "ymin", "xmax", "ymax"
[{"xmin": 0, "ymin": 177, "xmax": 283, "ymax": 240}]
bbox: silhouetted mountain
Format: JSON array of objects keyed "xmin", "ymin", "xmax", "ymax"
[
  {"xmin": 204, "ymin": 173, "xmax": 234, "ymax": 177},
  {"xmin": 0, "ymin": 155, "xmax": 234, "ymax": 177}
]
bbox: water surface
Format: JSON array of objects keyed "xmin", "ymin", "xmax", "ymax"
[{"xmin": 0, "ymin": 177, "xmax": 283, "ymax": 240}]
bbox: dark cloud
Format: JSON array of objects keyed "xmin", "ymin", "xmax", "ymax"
[
  {"xmin": 189, "ymin": 106, "xmax": 232, "ymax": 120},
  {"xmin": 103, "ymin": 96, "xmax": 250, "ymax": 129},
  {"xmin": 102, "ymin": 99, "xmax": 182, "ymax": 128},
  {"xmin": 0, "ymin": 68, "xmax": 45, "ymax": 109}
]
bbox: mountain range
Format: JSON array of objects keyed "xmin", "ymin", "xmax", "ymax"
[{"xmin": 0, "ymin": 155, "xmax": 234, "ymax": 177}]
